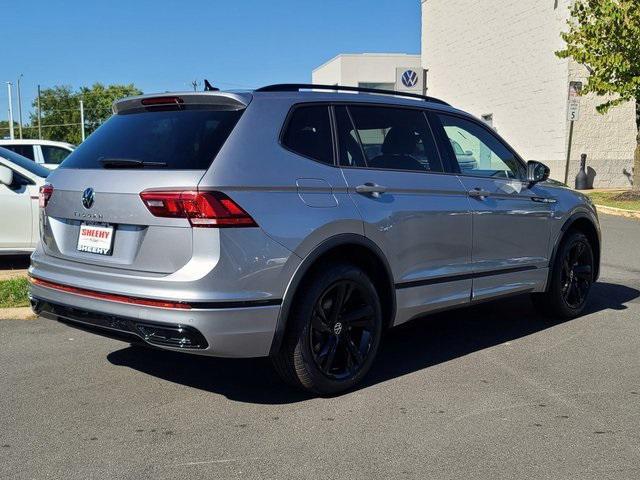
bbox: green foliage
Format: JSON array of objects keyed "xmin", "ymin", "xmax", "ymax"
[
  {"xmin": 585, "ymin": 190, "xmax": 640, "ymax": 211},
  {"xmin": 27, "ymin": 83, "xmax": 142, "ymax": 144},
  {"xmin": 0, "ymin": 277, "xmax": 29, "ymax": 308},
  {"xmin": 556, "ymin": 0, "xmax": 640, "ymax": 113},
  {"xmin": 0, "ymin": 121, "xmax": 19, "ymax": 139}
]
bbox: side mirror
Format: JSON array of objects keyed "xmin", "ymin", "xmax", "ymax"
[
  {"xmin": 526, "ymin": 160, "xmax": 550, "ymax": 185},
  {"xmin": 0, "ymin": 165, "xmax": 13, "ymax": 186}
]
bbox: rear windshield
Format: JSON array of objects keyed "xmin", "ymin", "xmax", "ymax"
[{"xmin": 60, "ymin": 108, "xmax": 244, "ymax": 170}]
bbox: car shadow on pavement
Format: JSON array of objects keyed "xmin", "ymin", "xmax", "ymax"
[{"xmin": 107, "ymin": 281, "xmax": 639, "ymax": 404}]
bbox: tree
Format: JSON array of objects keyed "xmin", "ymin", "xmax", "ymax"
[
  {"xmin": 28, "ymin": 83, "xmax": 142, "ymax": 144},
  {"xmin": 556, "ymin": 0, "xmax": 640, "ymax": 191},
  {"xmin": 0, "ymin": 121, "xmax": 19, "ymax": 139},
  {"xmin": 29, "ymin": 85, "xmax": 79, "ymax": 144},
  {"xmin": 79, "ymin": 83, "xmax": 142, "ymax": 137}
]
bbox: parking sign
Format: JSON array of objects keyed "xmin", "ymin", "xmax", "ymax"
[{"xmin": 567, "ymin": 81, "xmax": 582, "ymax": 121}]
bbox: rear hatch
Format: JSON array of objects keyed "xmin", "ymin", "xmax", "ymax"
[{"xmin": 40, "ymin": 92, "xmax": 250, "ymax": 275}]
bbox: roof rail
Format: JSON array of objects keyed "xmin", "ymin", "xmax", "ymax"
[{"xmin": 254, "ymin": 83, "xmax": 450, "ymax": 106}]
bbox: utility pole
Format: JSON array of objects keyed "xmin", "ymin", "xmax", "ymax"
[
  {"xmin": 79, "ymin": 100, "xmax": 85, "ymax": 142},
  {"xmin": 17, "ymin": 74, "xmax": 23, "ymax": 139},
  {"xmin": 422, "ymin": 68, "xmax": 429, "ymax": 96},
  {"xmin": 6, "ymin": 82, "xmax": 14, "ymax": 140},
  {"xmin": 37, "ymin": 85, "xmax": 42, "ymax": 140}
]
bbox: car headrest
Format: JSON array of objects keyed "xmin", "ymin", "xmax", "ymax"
[{"xmin": 381, "ymin": 128, "xmax": 416, "ymax": 155}]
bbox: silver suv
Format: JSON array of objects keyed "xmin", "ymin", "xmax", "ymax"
[{"xmin": 29, "ymin": 84, "xmax": 601, "ymax": 395}]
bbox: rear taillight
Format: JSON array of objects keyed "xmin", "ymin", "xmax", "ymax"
[
  {"xmin": 140, "ymin": 190, "xmax": 257, "ymax": 228},
  {"xmin": 39, "ymin": 184, "xmax": 53, "ymax": 208}
]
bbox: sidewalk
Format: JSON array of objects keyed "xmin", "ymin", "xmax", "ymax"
[{"xmin": 0, "ymin": 307, "xmax": 35, "ymax": 321}]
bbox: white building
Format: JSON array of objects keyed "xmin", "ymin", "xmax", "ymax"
[
  {"xmin": 312, "ymin": 53, "xmax": 422, "ymax": 92},
  {"xmin": 421, "ymin": 0, "xmax": 636, "ymax": 188}
]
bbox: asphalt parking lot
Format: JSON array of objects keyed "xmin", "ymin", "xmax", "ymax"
[{"xmin": 1, "ymin": 213, "xmax": 639, "ymax": 480}]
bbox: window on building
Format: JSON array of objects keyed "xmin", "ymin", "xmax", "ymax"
[
  {"xmin": 282, "ymin": 105, "xmax": 334, "ymax": 165},
  {"xmin": 358, "ymin": 82, "xmax": 395, "ymax": 91}
]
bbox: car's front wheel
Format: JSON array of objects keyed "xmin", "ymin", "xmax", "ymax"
[
  {"xmin": 532, "ymin": 230, "xmax": 595, "ymax": 319},
  {"xmin": 272, "ymin": 263, "xmax": 383, "ymax": 395}
]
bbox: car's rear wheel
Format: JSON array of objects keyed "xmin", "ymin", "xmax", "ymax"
[
  {"xmin": 532, "ymin": 230, "xmax": 594, "ymax": 319},
  {"xmin": 272, "ymin": 263, "xmax": 382, "ymax": 395}
]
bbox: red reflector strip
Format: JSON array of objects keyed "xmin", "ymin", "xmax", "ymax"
[{"xmin": 29, "ymin": 277, "xmax": 191, "ymax": 310}]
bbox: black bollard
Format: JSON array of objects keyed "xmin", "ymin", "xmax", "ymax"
[{"xmin": 575, "ymin": 153, "xmax": 589, "ymax": 190}]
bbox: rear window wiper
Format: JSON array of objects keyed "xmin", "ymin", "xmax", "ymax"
[{"xmin": 98, "ymin": 158, "xmax": 168, "ymax": 168}]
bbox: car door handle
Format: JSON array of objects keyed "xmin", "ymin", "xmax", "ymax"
[
  {"xmin": 468, "ymin": 188, "xmax": 491, "ymax": 199},
  {"xmin": 355, "ymin": 183, "xmax": 387, "ymax": 197}
]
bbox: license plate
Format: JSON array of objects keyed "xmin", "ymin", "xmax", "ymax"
[{"xmin": 77, "ymin": 223, "xmax": 114, "ymax": 255}]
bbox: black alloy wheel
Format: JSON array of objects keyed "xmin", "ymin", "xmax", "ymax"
[
  {"xmin": 532, "ymin": 230, "xmax": 595, "ymax": 319},
  {"xmin": 560, "ymin": 238, "xmax": 593, "ymax": 309},
  {"xmin": 272, "ymin": 263, "xmax": 383, "ymax": 395},
  {"xmin": 309, "ymin": 280, "xmax": 376, "ymax": 380}
]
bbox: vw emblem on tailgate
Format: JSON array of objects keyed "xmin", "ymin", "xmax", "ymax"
[{"xmin": 82, "ymin": 188, "xmax": 95, "ymax": 209}]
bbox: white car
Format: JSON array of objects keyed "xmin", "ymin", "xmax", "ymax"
[
  {"xmin": 0, "ymin": 147, "xmax": 50, "ymax": 254},
  {"xmin": 0, "ymin": 139, "xmax": 74, "ymax": 170}
]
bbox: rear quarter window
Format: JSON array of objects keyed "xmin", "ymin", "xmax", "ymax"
[
  {"xmin": 282, "ymin": 105, "xmax": 334, "ymax": 165},
  {"xmin": 60, "ymin": 108, "xmax": 244, "ymax": 170}
]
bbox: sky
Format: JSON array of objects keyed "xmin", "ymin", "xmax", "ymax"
[{"xmin": 1, "ymin": 0, "xmax": 421, "ymax": 122}]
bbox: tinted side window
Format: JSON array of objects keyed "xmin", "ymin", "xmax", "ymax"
[
  {"xmin": 335, "ymin": 106, "xmax": 366, "ymax": 168},
  {"xmin": 3, "ymin": 144, "xmax": 35, "ymax": 160},
  {"xmin": 435, "ymin": 114, "xmax": 524, "ymax": 179},
  {"xmin": 41, "ymin": 146, "xmax": 71, "ymax": 165},
  {"xmin": 348, "ymin": 106, "xmax": 443, "ymax": 172},
  {"xmin": 282, "ymin": 106, "xmax": 333, "ymax": 165}
]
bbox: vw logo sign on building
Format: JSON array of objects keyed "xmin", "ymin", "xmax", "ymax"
[
  {"xmin": 82, "ymin": 187, "xmax": 95, "ymax": 209},
  {"xmin": 401, "ymin": 70, "xmax": 419, "ymax": 88},
  {"xmin": 395, "ymin": 67, "xmax": 424, "ymax": 93}
]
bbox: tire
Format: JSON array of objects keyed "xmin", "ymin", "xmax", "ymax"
[
  {"xmin": 272, "ymin": 263, "xmax": 383, "ymax": 396},
  {"xmin": 532, "ymin": 230, "xmax": 594, "ymax": 319}
]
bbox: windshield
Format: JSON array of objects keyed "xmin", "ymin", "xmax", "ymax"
[
  {"xmin": 60, "ymin": 107, "xmax": 244, "ymax": 170},
  {"xmin": 0, "ymin": 146, "xmax": 51, "ymax": 178}
]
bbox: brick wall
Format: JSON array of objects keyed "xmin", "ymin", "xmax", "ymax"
[{"xmin": 421, "ymin": 0, "xmax": 636, "ymax": 188}]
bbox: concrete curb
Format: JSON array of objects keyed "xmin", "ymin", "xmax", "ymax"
[
  {"xmin": 0, "ymin": 270, "xmax": 28, "ymax": 281},
  {"xmin": 0, "ymin": 307, "xmax": 36, "ymax": 321},
  {"xmin": 595, "ymin": 204, "xmax": 640, "ymax": 220}
]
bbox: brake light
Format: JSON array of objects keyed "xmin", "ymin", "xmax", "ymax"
[
  {"xmin": 141, "ymin": 96, "xmax": 184, "ymax": 106},
  {"xmin": 39, "ymin": 184, "xmax": 54, "ymax": 208},
  {"xmin": 140, "ymin": 190, "xmax": 257, "ymax": 228}
]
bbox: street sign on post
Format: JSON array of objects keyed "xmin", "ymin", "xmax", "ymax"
[
  {"xmin": 564, "ymin": 81, "xmax": 583, "ymax": 184},
  {"xmin": 567, "ymin": 81, "xmax": 582, "ymax": 121}
]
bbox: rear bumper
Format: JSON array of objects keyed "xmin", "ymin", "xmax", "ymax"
[{"xmin": 29, "ymin": 280, "xmax": 281, "ymax": 358}]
